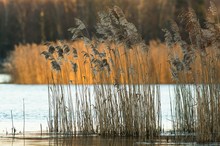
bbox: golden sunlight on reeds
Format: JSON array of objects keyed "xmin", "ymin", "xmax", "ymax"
[
  {"xmin": 8, "ymin": 40, "xmax": 220, "ymax": 85},
  {"xmin": 8, "ymin": 41, "xmax": 171, "ymax": 84},
  {"xmin": 5, "ymin": 2, "xmax": 220, "ymax": 143}
]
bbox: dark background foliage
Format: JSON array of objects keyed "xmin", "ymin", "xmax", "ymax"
[{"xmin": 0, "ymin": 0, "xmax": 217, "ymax": 60}]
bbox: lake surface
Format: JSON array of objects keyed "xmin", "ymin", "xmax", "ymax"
[
  {"xmin": 0, "ymin": 74, "xmax": 11, "ymax": 83},
  {"xmin": 0, "ymin": 84, "xmax": 173, "ymax": 134},
  {"xmin": 0, "ymin": 84, "xmax": 48, "ymax": 133},
  {"xmin": 1, "ymin": 83, "xmax": 220, "ymax": 145},
  {"xmin": 0, "ymin": 136, "xmax": 202, "ymax": 146}
]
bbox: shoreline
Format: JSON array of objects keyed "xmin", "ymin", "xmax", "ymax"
[
  {"xmin": 0, "ymin": 132, "xmax": 211, "ymax": 146},
  {"xmin": 0, "ymin": 130, "xmax": 219, "ymax": 145}
]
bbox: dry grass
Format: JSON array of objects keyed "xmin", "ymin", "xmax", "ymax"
[
  {"xmin": 8, "ymin": 41, "xmax": 172, "ymax": 84},
  {"xmin": 9, "ymin": 40, "xmax": 220, "ymax": 84},
  {"xmin": 37, "ymin": 6, "xmax": 162, "ymax": 138},
  {"xmin": 8, "ymin": 2, "xmax": 220, "ymax": 142},
  {"xmin": 165, "ymin": 1, "xmax": 220, "ymax": 143}
]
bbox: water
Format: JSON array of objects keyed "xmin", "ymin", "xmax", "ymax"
[
  {"xmin": 1, "ymin": 84, "xmax": 220, "ymax": 145},
  {"xmin": 0, "ymin": 84, "xmax": 174, "ymax": 134},
  {"xmin": 0, "ymin": 136, "xmax": 203, "ymax": 146},
  {"xmin": 0, "ymin": 74, "xmax": 11, "ymax": 83},
  {"xmin": 0, "ymin": 84, "xmax": 48, "ymax": 133}
]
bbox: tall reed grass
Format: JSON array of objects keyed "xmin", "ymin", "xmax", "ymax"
[
  {"xmin": 9, "ymin": 1, "xmax": 220, "ymax": 142},
  {"xmin": 8, "ymin": 41, "xmax": 171, "ymax": 84},
  {"xmin": 165, "ymin": 1, "xmax": 220, "ymax": 142},
  {"xmin": 41, "ymin": 6, "xmax": 162, "ymax": 138},
  {"xmin": 9, "ymin": 40, "xmax": 220, "ymax": 84}
]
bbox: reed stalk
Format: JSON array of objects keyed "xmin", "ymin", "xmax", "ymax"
[
  {"xmin": 23, "ymin": 98, "xmax": 25, "ymax": 137},
  {"xmin": 11, "ymin": 110, "xmax": 14, "ymax": 136}
]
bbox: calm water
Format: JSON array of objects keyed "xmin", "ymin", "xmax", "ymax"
[
  {"xmin": 0, "ymin": 136, "xmax": 202, "ymax": 146},
  {"xmin": 0, "ymin": 83, "xmax": 173, "ymax": 134},
  {"xmin": 1, "ymin": 75, "xmax": 219, "ymax": 145},
  {"xmin": 0, "ymin": 84, "xmax": 48, "ymax": 133},
  {"xmin": 0, "ymin": 74, "xmax": 11, "ymax": 83}
]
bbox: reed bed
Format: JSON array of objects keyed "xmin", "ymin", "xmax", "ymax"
[
  {"xmin": 165, "ymin": 1, "xmax": 220, "ymax": 143},
  {"xmin": 5, "ymin": 1, "xmax": 220, "ymax": 144},
  {"xmin": 9, "ymin": 41, "xmax": 220, "ymax": 84},
  {"xmin": 8, "ymin": 40, "xmax": 170, "ymax": 84},
  {"xmin": 37, "ymin": 6, "xmax": 162, "ymax": 139}
]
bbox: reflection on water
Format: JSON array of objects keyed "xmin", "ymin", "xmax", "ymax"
[
  {"xmin": 1, "ymin": 136, "xmax": 140, "ymax": 146},
  {"xmin": 51, "ymin": 136, "xmax": 137, "ymax": 146},
  {"xmin": 2, "ymin": 136, "xmax": 219, "ymax": 146}
]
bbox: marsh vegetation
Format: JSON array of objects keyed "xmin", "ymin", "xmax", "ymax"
[
  {"xmin": 164, "ymin": 1, "xmax": 220, "ymax": 142},
  {"xmin": 3, "ymin": 0, "xmax": 220, "ymax": 144},
  {"xmin": 42, "ymin": 6, "xmax": 162, "ymax": 139}
]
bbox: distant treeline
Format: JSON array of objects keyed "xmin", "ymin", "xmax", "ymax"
[{"xmin": 0, "ymin": 0, "xmax": 210, "ymax": 59}]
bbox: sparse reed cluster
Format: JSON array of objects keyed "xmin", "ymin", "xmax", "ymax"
[
  {"xmin": 165, "ymin": 1, "xmax": 220, "ymax": 142},
  {"xmin": 41, "ymin": 6, "xmax": 162, "ymax": 138}
]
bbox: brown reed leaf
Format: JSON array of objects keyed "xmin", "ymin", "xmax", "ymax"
[
  {"xmin": 163, "ymin": 29, "xmax": 173, "ymax": 48},
  {"xmin": 41, "ymin": 51, "xmax": 54, "ymax": 60},
  {"xmin": 48, "ymin": 45, "xmax": 55, "ymax": 54},
  {"xmin": 72, "ymin": 47, "xmax": 78, "ymax": 58},
  {"xmin": 51, "ymin": 60, "xmax": 61, "ymax": 71},
  {"xmin": 74, "ymin": 18, "xmax": 86, "ymax": 30},
  {"xmin": 63, "ymin": 45, "xmax": 70, "ymax": 54},
  {"xmin": 209, "ymin": 1, "xmax": 218, "ymax": 16},
  {"xmin": 70, "ymin": 61, "xmax": 78, "ymax": 73}
]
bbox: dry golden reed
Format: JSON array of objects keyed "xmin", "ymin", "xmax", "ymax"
[
  {"xmin": 165, "ymin": 1, "xmax": 220, "ymax": 142},
  {"xmin": 41, "ymin": 6, "xmax": 161, "ymax": 138},
  {"xmin": 8, "ymin": 41, "xmax": 172, "ymax": 84},
  {"xmin": 10, "ymin": 41, "xmax": 220, "ymax": 84}
]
